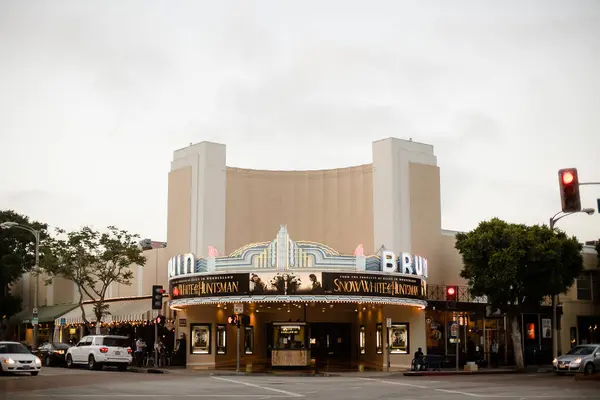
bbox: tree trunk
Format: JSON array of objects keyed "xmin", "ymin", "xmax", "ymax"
[
  {"xmin": 94, "ymin": 297, "xmax": 106, "ymax": 335},
  {"xmin": 509, "ymin": 314, "xmax": 525, "ymax": 370},
  {"xmin": 76, "ymin": 285, "xmax": 91, "ymax": 331}
]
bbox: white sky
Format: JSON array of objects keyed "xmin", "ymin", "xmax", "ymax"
[{"xmin": 1, "ymin": 0, "xmax": 599, "ymax": 244}]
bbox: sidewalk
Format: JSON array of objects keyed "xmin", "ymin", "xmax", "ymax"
[
  {"xmin": 126, "ymin": 365, "xmax": 553, "ymax": 377},
  {"xmin": 403, "ymin": 365, "xmax": 554, "ymax": 377}
]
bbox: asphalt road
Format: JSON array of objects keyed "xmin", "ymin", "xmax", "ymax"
[{"xmin": 1, "ymin": 367, "xmax": 599, "ymax": 400}]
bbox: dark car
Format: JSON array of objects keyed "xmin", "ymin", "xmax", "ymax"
[{"xmin": 35, "ymin": 342, "xmax": 72, "ymax": 367}]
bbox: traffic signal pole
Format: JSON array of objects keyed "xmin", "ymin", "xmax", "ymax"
[{"xmin": 236, "ymin": 319, "xmax": 240, "ymax": 373}]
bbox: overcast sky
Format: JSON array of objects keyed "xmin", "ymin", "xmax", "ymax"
[{"xmin": 1, "ymin": 0, "xmax": 599, "ymax": 245}]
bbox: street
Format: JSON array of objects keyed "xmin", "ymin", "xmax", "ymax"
[{"xmin": 1, "ymin": 368, "xmax": 599, "ymax": 399}]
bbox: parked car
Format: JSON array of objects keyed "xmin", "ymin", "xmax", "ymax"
[
  {"xmin": 553, "ymin": 344, "xmax": 600, "ymax": 375},
  {"xmin": 35, "ymin": 342, "xmax": 72, "ymax": 367},
  {"xmin": 0, "ymin": 341, "xmax": 42, "ymax": 376},
  {"xmin": 65, "ymin": 335, "xmax": 132, "ymax": 371}
]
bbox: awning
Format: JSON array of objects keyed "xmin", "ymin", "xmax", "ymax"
[
  {"xmin": 10, "ymin": 304, "xmax": 79, "ymax": 324},
  {"xmin": 54, "ymin": 297, "xmax": 166, "ymax": 325}
]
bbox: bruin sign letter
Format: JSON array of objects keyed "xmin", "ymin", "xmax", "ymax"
[{"xmin": 168, "ymin": 253, "xmax": 195, "ymax": 278}]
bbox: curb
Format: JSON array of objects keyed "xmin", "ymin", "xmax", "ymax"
[
  {"xmin": 127, "ymin": 367, "xmax": 168, "ymax": 374},
  {"xmin": 403, "ymin": 369, "xmax": 522, "ymax": 377}
]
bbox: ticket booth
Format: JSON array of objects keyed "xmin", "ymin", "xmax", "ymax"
[{"xmin": 271, "ymin": 322, "xmax": 310, "ymax": 367}]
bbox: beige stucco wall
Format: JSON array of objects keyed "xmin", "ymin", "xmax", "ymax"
[
  {"xmin": 167, "ymin": 167, "xmax": 192, "ymax": 256},
  {"xmin": 225, "ymin": 165, "xmax": 374, "ymax": 256}
]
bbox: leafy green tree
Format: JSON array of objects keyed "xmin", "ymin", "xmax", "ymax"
[
  {"xmin": 42, "ymin": 226, "xmax": 146, "ymax": 333},
  {"xmin": 455, "ymin": 218, "xmax": 583, "ymax": 370},
  {"xmin": 0, "ymin": 210, "xmax": 48, "ymax": 336}
]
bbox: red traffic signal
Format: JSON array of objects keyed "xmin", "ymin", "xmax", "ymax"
[
  {"xmin": 446, "ymin": 286, "xmax": 456, "ymax": 296},
  {"xmin": 558, "ymin": 168, "xmax": 581, "ymax": 213}
]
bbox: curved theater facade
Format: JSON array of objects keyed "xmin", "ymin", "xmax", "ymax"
[{"xmin": 169, "ymin": 226, "xmax": 428, "ymax": 369}]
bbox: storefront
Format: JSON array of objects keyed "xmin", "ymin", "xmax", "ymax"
[
  {"xmin": 424, "ymin": 285, "xmax": 556, "ymax": 367},
  {"xmin": 168, "ymin": 226, "xmax": 428, "ymax": 370}
]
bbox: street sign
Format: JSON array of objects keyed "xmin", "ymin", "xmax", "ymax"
[
  {"xmin": 60, "ymin": 318, "xmax": 66, "ymax": 326},
  {"xmin": 32, "ymin": 307, "xmax": 38, "ymax": 315},
  {"xmin": 32, "ymin": 317, "xmax": 39, "ymax": 326},
  {"xmin": 386, "ymin": 317, "xmax": 392, "ymax": 328},
  {"xmin": 234, "ymin": 303, "xmax": 244, "ymax": 314}
]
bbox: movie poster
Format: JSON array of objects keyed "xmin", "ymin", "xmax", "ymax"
[
  {"xmin": 248, "ymin": 272, "xmax": 325, "ymax": 295},
  {"xmin": 390, "ymin": 324, "xmax": 409, "ymax": 354},
  {"xmin": 191, "ymin": 324, "xmax": 211, "ymax": 354}
]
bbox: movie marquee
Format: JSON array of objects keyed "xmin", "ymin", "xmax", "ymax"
[{"xmin": 170, "ymin": 271, "xmax": 426, "ymax": 301}]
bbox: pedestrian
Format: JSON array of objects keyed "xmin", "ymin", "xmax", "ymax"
[
  {"xmin": 135, "ymin": 337, "xmax": 146, "ymax": 367},
  {"xmin": 490, "ymin": 339, "xmax": 499, "ymax": 367}
]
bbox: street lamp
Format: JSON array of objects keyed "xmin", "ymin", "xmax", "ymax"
[
  {"xmin": 0, "ymin": 221, "xmax": 41, "ymax": 350},
  {"xmin": 548, "ymin": 208, "xmax": 595, "ymax": 360}
]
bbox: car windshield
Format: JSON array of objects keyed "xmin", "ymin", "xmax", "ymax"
[
  {"xmin": 54, "ymin": 343, "xmax": 71, "ymax": 350},
  {"xmin": 0, "ymin": 343, "xmax": 30, "ymax": 354},
  {"xmin": 101, "ymin": 337, "xmax": 130, "ymax": 347},
  {"xmin": 566, "ymin": 346, "xmax": 595, "ymax": 355}
]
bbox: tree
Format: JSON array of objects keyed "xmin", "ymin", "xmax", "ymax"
[
  {"xmin": 455, "ymin": 218, "xmax": 583, "ymax": 370},
  {"xmin": 42, "ymin": 226, "xmax": 146, "ymax": 333},
  {"xmin": 0, "ymin": 210, "xmax": 48, "ymax": 337}
]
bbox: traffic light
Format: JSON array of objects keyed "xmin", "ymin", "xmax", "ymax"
[
  {"xmin": 240, "ymin": 314, "xmax": 250, "ymax": 326},
  {"xmin": 152, "ymin": 285, "xmax": 164, "ymax": 310},
  {"xmin": 227, "ymin": 315, "xmax": 238, "ymax": 325},
  {"xmin": 558, "ymin": 168, "xmax": 581, "ymax": 213},
  {"xmin": 446, "ymin": 285, "xmax": 458, "ymax": 309}
]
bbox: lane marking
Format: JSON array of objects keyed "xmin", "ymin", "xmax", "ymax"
[
  {"xmin": 358, "ymin": 377, "xmax": 429, "ymax": 389},
  {"xmin": 211, "ymin": 376, "xmax": 304, "ymax": 398}
]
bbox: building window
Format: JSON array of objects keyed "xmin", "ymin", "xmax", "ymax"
[
  {"xmin": 577, "ymin": 274, "xmax": 593, "ymax": 301},
  {"xmin": 359, "ymin": 325, "xmax": 366, "ymax": 355},
  {"xmin": 376, "ymin": 323, "xmax": 383, "ymax": 354},
  {"xmin": 217, "ymin": 324, "xmax": 227, "ymax": 355},
  {"xmin": 190, "ymin": 324, "xmax": 211, "ymax": 354},
  {"xmin": 244, "ymin": 326, "xmax": 254, "ymax": 355},
  {"xmin": 389, "ymin": 323, "xmax": 409, "ymax": 354}
]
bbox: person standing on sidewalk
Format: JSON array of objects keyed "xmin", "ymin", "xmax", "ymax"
[
  {"xmin": 490, "ymin": 339, "xmax": 499, "ymax": 367},
  {"xmin": 135, "ymin": 337, "xmax": 146, "ymax": 367}
]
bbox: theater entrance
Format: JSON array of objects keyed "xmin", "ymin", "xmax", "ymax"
[{"xmin": 310, "ymin": 323, "xmax": 353, "ymax": 367}]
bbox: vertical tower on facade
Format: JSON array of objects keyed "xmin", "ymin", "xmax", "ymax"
[{"xmin": 168, "ymin": 142, "xmax": 227, "ymax": 257}]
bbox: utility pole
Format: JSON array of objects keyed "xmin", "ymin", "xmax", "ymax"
[
  {"xmin": 0, "ymin": 222, "xmax": 40, "ymax": 350},
  {"xmin": 548, "ymin": 207, "xmax": 595, "ymax": 359}
]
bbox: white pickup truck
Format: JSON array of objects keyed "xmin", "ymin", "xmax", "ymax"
[{"xmin": 66, "ymin": 335, "xmax": 132, "ymax": 371}]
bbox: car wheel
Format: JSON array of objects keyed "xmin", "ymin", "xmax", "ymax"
[
  {"xmin": 88, "ymin": 355, "xmax": 96, "ymax": 370},
  {"xmin": 44, "ymin": 356, "xmax": 51, "ymax": 367},
  {"xmin": 30, "ymin": 371, "xmax": 39, "ymax": 376},
  {"xmin": 66, "ymin": 355, "xmax": 73, "ymax": 369},
  {"xmin": 584, "ymin": 363, "xmax": 595, "ymax": 375}
]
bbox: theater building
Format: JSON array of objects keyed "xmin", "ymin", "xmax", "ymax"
[
  {"xmin": 8, "ymin": 137, "xmax": 598, "ymax": 370},
  {"xmin": 168, "ymin": 226, "xmax": 427, "ymax": 369}
]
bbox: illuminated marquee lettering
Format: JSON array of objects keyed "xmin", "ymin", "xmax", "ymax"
[
  {"xmin": 399, "ymin": 253, "xmax": 428, "ymax": 279},
  {"xmin": 168, "ymin": 253, "xmax": 195, "ymax": 278},
  {"xmin": 333, "ymin": 278, "xmax": 421, "ymax": 297}
]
